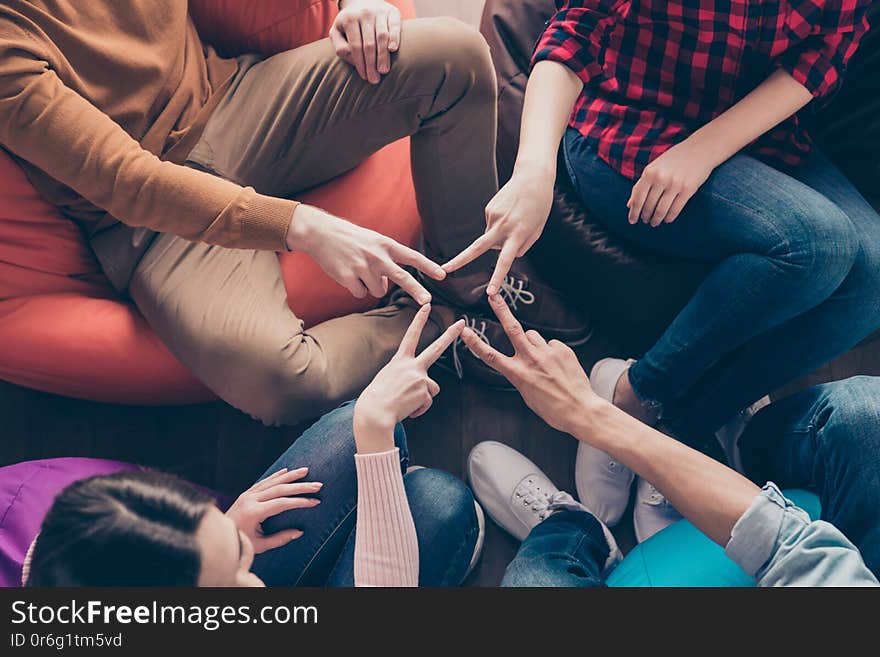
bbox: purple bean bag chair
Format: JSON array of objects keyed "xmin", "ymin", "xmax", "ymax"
[{"xmin": 0, "ymin": 458, "xmax": 229, "ymax": 587}]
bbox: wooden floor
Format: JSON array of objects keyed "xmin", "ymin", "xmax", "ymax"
[{"xmin": 3, "ymin": 329, "xmax": 880, "ymax": 586}]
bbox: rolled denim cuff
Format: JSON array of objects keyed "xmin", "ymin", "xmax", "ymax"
[{"xmin": 724, "ymin": 482, "xmax": 809, "ymax": 577}]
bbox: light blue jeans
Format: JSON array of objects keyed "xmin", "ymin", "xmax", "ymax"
[{"xmin": 564, "ymin": 129, "xmax": 880, "ymax": 446}]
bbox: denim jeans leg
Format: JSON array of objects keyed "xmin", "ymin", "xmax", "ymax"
[
  {"xmin": 500, "ymin": 510, "xmax": 610, "ymax": 587},
  {"xmin": 562, "ymin": 130, "xmax": 859, "ymax": 416},
  {"xmin": 251, "ymin": 401, "xmax": 408, "ymax": 586},
  {"xmin": 661, "ymin": 151, "xmax": 880, "ymax": 441},
  {"xmin": 325, "ymin": 468, "xmax": 480, "ymax": 586},
  {"xmin": 739, "ymin": 377, "xmax": 880, "ymax": 577}
]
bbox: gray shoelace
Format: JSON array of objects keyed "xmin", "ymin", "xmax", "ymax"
[
  {"xmin": 452, "ymin": 316, "xmax": 489, "ymax": 378},
  {"xmin": 514, "ymin": 476, "xmax": 581, "ymax": 522},
  {"xmin": 499, "ymin": 275, "xmax": 535, "ymax": 311}
]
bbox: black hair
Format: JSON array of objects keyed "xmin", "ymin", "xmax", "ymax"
[{"xmin": 26, "ymin": 470, "xmax": 215, "ymax": 587}]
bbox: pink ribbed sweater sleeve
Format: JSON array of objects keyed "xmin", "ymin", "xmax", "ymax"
[{"xmin": 353, "ymin": 448, "xmax": 419, "ymax": 587}]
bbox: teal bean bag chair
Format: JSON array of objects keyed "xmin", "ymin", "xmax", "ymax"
[{"xmin": 606, "ymin": 489, "xmax": 820, "ymax": 587}]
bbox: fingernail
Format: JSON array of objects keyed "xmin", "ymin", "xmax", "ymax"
[
  {"xmin": 312, "ymin": 482, "xmax": 324, "ymax": 489},
  {"xmin": 419, "ymin": 295, "xmax": 431, "ymax": 304},
  {"xmin": 296, "ymin": 467, "xmax": 308, "ymax": 474},
  {"xmin": 312, "ymin": 498, "xmax": 322, "ymax": 505},
  {"xmin": 487, "ymin": 286, "xmax": 496, "ymax": 295}
]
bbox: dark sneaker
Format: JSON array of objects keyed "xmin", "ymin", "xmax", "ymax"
[
  {"xmin": 433, "ymin": 313, "xmax": 516, "ymax": 390},
  {"xmin": 421, "ymin": 259, "xmax": 592, "ymax": 346}
]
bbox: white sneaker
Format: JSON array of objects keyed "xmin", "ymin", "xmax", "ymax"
[
  {"xmin": 574, "ymin": 358, "xmax": 639, "ymax": 526},
  {"xmin": 467, "ymin": 441, "xmax": 621, "ymax": 568},
  {"xmin": 715, "ymin": 396, "xmax": 772, "ymax": 473},
  {"xmin": 632, "ymin": 476, "xmax": 682, "ymax": 543},
  {"xmin": 407, "ymin": 465, "xmax": 484, "ymax": 580}
]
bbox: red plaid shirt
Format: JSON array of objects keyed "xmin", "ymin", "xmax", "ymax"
[{"xmin": 534, "ymin": 0, "xmax": 872, "ymax": 179}]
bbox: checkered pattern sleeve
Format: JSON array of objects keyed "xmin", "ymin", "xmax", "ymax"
[
  {"xmin": 775, "ymin": 0, "xmax": 872, "ymax": 102},
  {"xmin": 531, "ymin": 1, "xmax": 616, "ymax": 85}
]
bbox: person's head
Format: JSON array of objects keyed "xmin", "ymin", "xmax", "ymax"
[{"xmin": 25, "ymin": 471, "xmax": 263, "ymax": 587}]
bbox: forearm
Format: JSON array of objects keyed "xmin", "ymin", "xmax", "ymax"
[
  {"xmin": 352, "ymin": 404, "xmax": 419, "ymax": 587},
  {"xmin": 571, "ymin": 400, "xmax": 760, "ymax": 546},
  {"xmin": 513, "ymin": 60, "xmax": 582, "ymax": 180},
  {"xmin": 685, "ymin": 68, "xmax": 813, "ymax": 167}
]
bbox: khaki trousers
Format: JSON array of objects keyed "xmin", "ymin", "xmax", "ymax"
[{"xmin": 129, "ymin": 18, "xmax": 498, "ymax": 425}]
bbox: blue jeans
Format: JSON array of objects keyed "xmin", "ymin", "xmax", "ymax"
[
  {"xmin": 501, "ymin": 509, "xmax": 611, "ymax": 587},
  {"xmin": 739, "ymin": 376, "xmax": 880, "ymax": 578},
  {"xmin": 250, "ymin": 402, "xmax": 480, "ymax": 586},
  {"xmin": 501, "ymin": 379, "xmax": 880, "ymax": 586},
  {"xmin": 563, "ymin": 129, "xmax": 880, "ymax": 443}
]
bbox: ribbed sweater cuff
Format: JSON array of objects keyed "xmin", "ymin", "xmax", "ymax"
[
  {"xmin": 354, "ymin": 448, "xmax": 419, "ymax": 587},
  {"xmin": 239, "ymin": 193, "xmax": 298, "ymax": 252}
]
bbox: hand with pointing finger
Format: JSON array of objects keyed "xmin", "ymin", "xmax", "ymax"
[
  {"xmin": 287, "ymin": 204, "xmax": 445, "ymax": 304},
  {"xmin": 442, "ymin": 171, "xmax": 554, "ymax": 296},
  {"xmin": 354, "ymin": 305, "xmax": 466, "ymax": 452},
  {"xmin": 460, "ymin": 294, "xmax": 595, "ymax": 436}
]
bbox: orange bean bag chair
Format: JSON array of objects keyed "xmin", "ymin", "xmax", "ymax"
[{"xmin": 0, "ymin": 0, "xmax": 420, "ymax": 405}]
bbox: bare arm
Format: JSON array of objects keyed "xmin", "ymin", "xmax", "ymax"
[
  {"xmin": 462, "ymin": 294, "xmax": 757, "ymax": 546},
  {"xmin": 464, "ymin": 294, "xmax": 878, "ymax": 584},
  {"xmin": 630, "ymin": 69, "xmax": 813, "ymax": 226},
  {"xmin": 687, "ymin": 68, "xmax": 812, "ymax": 168},
  {"xmin": 514, "ymin": 60, "xmax": 584, "ymax": 186},
  {"xmin": 571, "ymin": 399, "xmax": 759, "ymax": 546},
  {"xmin": 441, "ymin": 60, "xmax": 582, "ymax": 293}
]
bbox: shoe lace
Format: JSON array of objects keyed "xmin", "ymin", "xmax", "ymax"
[
  {"xmin": 514, "ymin": 477, "xmax": 572, "ymax": 522},
  {"xmin": 499, "ymin": 275, "xmax": 535, "ymax": 311},
  {"xmin": 452, "ymin": 316, "xmax": 489, "ymax": 378}
]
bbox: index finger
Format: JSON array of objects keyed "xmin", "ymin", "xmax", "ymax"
[
  {"xmin": 416, "ymin": 319, "xmax": 466, "ymax": 367},
  {"xmin": 461, "ymin": 327, "xmax": 514, "ymax": 375},
  {"xmin": 441, "ymin": 232, "xmax": 496, "ymax": 274},
  {"xmin": 487, "ymin": 292, "xmax": 532, "ymax": 353},
  {"xmin": 386, "ymin": 265, "xmax": 431, "ymax": 305},
  {"xmin": 389, "ymin": 243, "xmax": 446, "ymax": 281},
  {"xmin": 398, "ymin": 304, "xmax": 431, "ymax": 357},
  {"xmin": 486, "ymin": 241, "xmax": 518, "ymax": 296}
]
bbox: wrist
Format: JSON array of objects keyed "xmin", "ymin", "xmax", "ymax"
[
  {"xmin": 353, "ymin": 400, "xmax": 397, "ymax": 454},
  {"xmin": 684, "ymin": 129, "xmax": 733, "ymax": 169},
  {"xmin": 512, "ymin": 157, "xmax": 557, "ymax": 185},
  {"xmin": 568, "ymin": 396, "xmax": 615, "ymax": 445},
  {"xmin": 286, "ymin": 204, "xmax": 320, "ymax": 253}
]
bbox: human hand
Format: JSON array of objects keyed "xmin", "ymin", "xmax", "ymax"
[
  {"xmin": 287, "ymin": 204, "xmax": 445, "ymax": 304},
  {"xmin": 442, "ymin": 167, "xmax": 554, "ymax": 295},
  {"xmin": 354, "ymin": 305, "xmax": 465, "ymax": 452},
  {"xmin": 460, "ymin": 294, "xmax": 595, "ymax": 435},
  {"xmin": 627, "ymin": 139, "xmax": 716, "ymax": 227},
  {"xmin": 330, "ymin": 0, "xmax": 402, "ymax": 84},
  {"xmin": 225, "ymin": 468, "xmax": 322, "ymax": 554}
]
